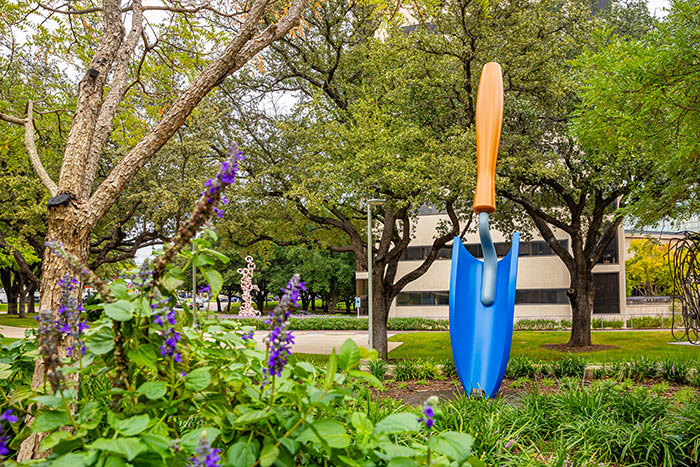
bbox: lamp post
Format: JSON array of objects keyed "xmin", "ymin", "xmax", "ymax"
[{"xmin": 367, "ymin": 198, "xmax": 385, "ymax": 350}]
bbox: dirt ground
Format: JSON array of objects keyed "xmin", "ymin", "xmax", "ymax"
[{"xmin": 370, "ymin": 377, "xmax": 698, "ymax": 406}]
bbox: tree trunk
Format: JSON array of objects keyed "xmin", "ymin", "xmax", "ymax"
[
  {"xmin": 18, "ymin": 210, "xmax": 90, "ymax": 461},
  {"xmin": 18, "ymin": 286, "xmax": 26, "ymax": 319},
  {"xmin": 226, "ymin": 292, "xmax": 232, "ymax": 313},
  {"xmin": 345, "ymin": 299, "xmax": 351, "ymax": 314},
  {"xmin": 311, "ymin": 293, "xmax": 316, "ymax": 312},
  {"xmin": 371, "ymin": 293, "xmax": 390, "ymax": 359},
  {"xmin": 255, "ymin": 293, "xmax": 265, "ymax": 314},
  {"xmin": 6, "ymin": 289, "xmax": 18, "ymax": 315},
  {"xmin": 567, "ymin": 271, "xmax": 595, "ymax": 347},
  {"xmin": 329, "ymin": 288, "xmax": 339, "ymax": 314},
  {"xmin": 301, "ymin": 292, "xmax": 310, "ymax": 311},
  {"xmin": 27, "ymin": 284, "xmax": 37, "ymax": 314},
  {"xmin": 216, "ymin": 296, "xmax": 221, "ymax": 313}
]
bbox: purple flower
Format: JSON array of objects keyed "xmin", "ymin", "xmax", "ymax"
[
  {"xmin": 152, "ymin": 299, "xmax": 181, "ymax": 363},
  {"xmin": 418, "ymin": 396, "xmax": 438, "ymax": 430},
  {"xmin": 37, "ymin": 308, "xmax": 65, "ymax": 392},
  {"xmin": 199, "ymin": 284, "xmax": 211, "ymax": 295},
  {"xmin": 262, "ymin": 274, "xmax": 304, "ymax": 386},
  {"xmin": 0, "ymin": 411, "xmax": 17, "ymax": 424},
  {"xmin": 241, "ymin": 330, "xmax": 254, "ymax": 341},
  {"xmin": 188, "ymin": 434, "xmax": 221, "ymax": 467},
  {"xmin": 0, "ymin": 409, "xmax": 17, "ymax": 456},
  {"xmin": 504, "ymin": 434, "xmax": 519, "ymax": 449}
]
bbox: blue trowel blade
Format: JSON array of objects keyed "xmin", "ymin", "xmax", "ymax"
[{"xmin": 449, "ymin": 234, "xmax": 520, "ymax": 398}]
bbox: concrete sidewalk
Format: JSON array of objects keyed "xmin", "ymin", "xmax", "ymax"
[
  {"xmin": 0, "ymin": 326, "xmax": 402, "ymax": 355},
  {"xmin": 0, "ymin": 326, "xmax": 32, "ymax": 339},
  {"xmin": 251, "ymin": 330, "xmax": 402, "ymax": 355}
]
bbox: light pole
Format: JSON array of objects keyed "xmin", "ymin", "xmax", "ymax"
[{"xmin": 366, "ymin": 198, "xmax": 385, "ymax": 350}]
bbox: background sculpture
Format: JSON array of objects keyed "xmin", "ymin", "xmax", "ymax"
[{"xmin": 668, "ymin": 231, "xmax": 700, "ymax": 344}]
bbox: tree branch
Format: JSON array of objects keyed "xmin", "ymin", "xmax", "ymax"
[{"xmin": 86, "ymin": 0, "xmax": 307, "ymax": 229}]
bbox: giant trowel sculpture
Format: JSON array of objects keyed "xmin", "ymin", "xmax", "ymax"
[{"xmin": 449, "ymin": 62, "xmax": 520, "ymax": 398}]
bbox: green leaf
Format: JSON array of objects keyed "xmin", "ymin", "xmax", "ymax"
[
  {"xmin": 259, "ymin": 443, "xmax": 279, "ymax": 467},
  {"xmin": 349, "ymin": 370, "xmax": 382, "ymax": 388},
  {"xmin": 296, "ymin": 419, "xmax": 350, "ymax": 449},
  {"xmin": 202, "ymin": 248, "xmax": 230, "ymax": 264},
  {"xmin": 90, "ymin": 438, "xmax": 146, "ymax": 461},
  {"xmin": 185, "ymin": 367, "xmax": 212, "ymax": 391},
  {"xmin": 235, "ymin": 410, "xmax": 271, "ymax": 425},
  {"xmin": 51, "ymin": 453, "xmax": 93, "ymax": 467},
  {"xmin": 33, "ymin": 410, "xmax": 71, "ymax": 432},
  {"xmin": 103, "ymin": 300, "xmax": 135, "ymax": 321},
  {"xmin": 32, "ymin": 394, "xmax": 64, "ymax": 408},
  {"xmin": 117, "ymin": 414, "xmax": 150, "ymax": 436},
  {"xmin": 429, "ymin": 432, "xmax": 474, "ymax": 463},
  {"xmin": 182, "ymin": 427, "xmax": 220, "ymax": 452},
  {"xmin": 350, "ymin": 412, "xmax": 373, "ymax": 435},
  {"xmin": 39, "ymin": 431, "xmax": 71, "ymax": 451},
  {"xmin": 325, "ymin": 349, "xmax": 337, "ymax": 389},
  {"xmin": 141, "ymin": 434, "xmax": 173, "ymax": 456},
  {"xmin": 227, "ymin": 440, "xmax": 259, "ymax": 467},
  {"xmin": 337, "ymin": 339, "xmax": 361, "ymax": 372},
  {"xmin": 374, "ymin": 412, "xmax": 420, "ymax": 435},
  {"xmin": 203, "ymin": 269, "xmax": 223, "ymax": 297},
  {"xmin": 160, "ymin": 270, "xmax": 185, "ymax": 292},
  {"xmin": 87, "ymin": 325, "xmax": 115, "ymax": 355},
  {"xmin": 387, "ymin": 458, "xmax": 419, "ymax": 467},
  {"xmin": 466, "ymin": 455, "xmax": 487, "ymax": 467},
  {"xmin": 128, "ymin": 345, "xmax": 158, "ymax": 372},
  {"xmin": 109, "ymin": 280, "xmax": 130, "ymax": 300},
  {"xmin": 136, "ymin": 381, "xmax": 167, "ymax": 400}
]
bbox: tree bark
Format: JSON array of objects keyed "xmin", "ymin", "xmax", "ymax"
[
  {"xmin": 18, "ymin": 207, "xmax": 89, "ymax": 461},
  {"xmin": 567, "ymin": 270, "xmax": 594, "ymax": 347},
  {"xmin": 27, "ymin": 284, "xmax": 37, "ymax": 314},
  {"xmin": 371, "ymin": 293, "xmax": 391, "ymax": 359},
  {"xmin": 18, "ymin": 282, "xmax": 26, "ymax": 319}
]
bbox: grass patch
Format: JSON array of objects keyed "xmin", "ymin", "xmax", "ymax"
[
  {"xmin": 388, "ymin": 331, "xmax": 700, "ymax": 363},
  {"xmin": 0, "ymin": 313, "xmax": 38, "ymax": 328}
]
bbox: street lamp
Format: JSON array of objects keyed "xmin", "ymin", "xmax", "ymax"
[{"xmin": 367, "ymin": 198, "xmax": 385, "ymax": 350}]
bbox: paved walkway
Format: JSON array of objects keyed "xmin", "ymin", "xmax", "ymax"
[
  {"xmin": 0, "ymin": 326, "xmax": 31, "ymax": 339},
  {"xmin": 0, "ymin": 326, "xmax": 401, "ymax": 355}
]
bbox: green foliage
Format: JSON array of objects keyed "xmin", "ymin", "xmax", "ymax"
[
  {"xmin": 439, "ymin": 358, "xmax": 458, "ymax": 380},
  {"xmin": 574, "ymin": 0, "xmax": 700, "ymax": 226},
  {"xmin": 545, "ymin": 355, "xmax": 586, "ymax": 379},
  {"xmin": 626, "ymin": 239, "xmax": 674, "ymax": 296},
  {"xmin": 367, "ymin": 359, "xmax": 388, "ymax": 381},
  {"xmin": 0, "ymin": 240, "xmax": 478, "ymax": 465},
  {"xmin": 505, "ymin": 356, "xmax": 539, "ymax": 379},
  {"xmin": 231, "ymin": 316, "xmax": 449, "ymax": 331}
]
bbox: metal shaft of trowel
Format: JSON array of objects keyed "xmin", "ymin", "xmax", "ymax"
[{"xmin": 478, "ymin": 211, "xmax": 497, "ymax": 306}]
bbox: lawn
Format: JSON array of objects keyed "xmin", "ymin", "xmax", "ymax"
[
  {"xmin": 0, "ymin": 312, "xmax": 39, "ymax": 328},
  {"xmin": 388, "ymin": 331, "xmax": 700, "ymax": 362}
]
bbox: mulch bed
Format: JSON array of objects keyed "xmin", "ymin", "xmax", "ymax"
[
  {"xmin": 542, "ymin": 343, "xmax": 619, "ymax": 353},
  {"xmin": 371, "ymin": 377, "xmax": 698, "ymax": 406}
]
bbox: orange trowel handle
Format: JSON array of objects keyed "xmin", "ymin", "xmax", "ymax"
[{"xmin": 472, "ymin": 62, "xmax": 504, "ymax": 214}]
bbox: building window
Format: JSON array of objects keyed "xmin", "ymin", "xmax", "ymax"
[
  {"xmin": 593, "ymin": 272, "xmax": 620, "ymax": 313},
  {"xmin": 397, "ymin": 289, "xmax": 572, "ymax": 306},
  {"xmin": 397, "ymin": 291, "xmax": 449, "ymax": 306},
  {"xmin": 400, "ymin": 239, "xmax": 569, "ymax": 261},
  {"xmin": 596, "ymin": 232, "xmax": 618, "ymax": 264},
  {"xmin": 515, "ymin": 288, "xmax": 569, "ymax": 305}
]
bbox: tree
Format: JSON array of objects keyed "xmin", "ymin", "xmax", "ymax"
[
  {"xmin": 625, "ymin": 239, "xmax": 673, "ymax": 296},
  {"xmin": 574, "ymin": 0, "xmax": 699, "ymax": 227},
  {"xmin": 223, "ymin": 0, "xmax": 476, "ymax": 357},
  {"xmin": 0, "ymin": 0, "xmax": 306, "ymax": 459},
  {"xmin": 389, "ymin": 0, "xmax": 655, "ymax": 346}
]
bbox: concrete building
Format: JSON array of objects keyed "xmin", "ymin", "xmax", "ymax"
[{"xmin": 356, "ymin": 211, "xmax": 696, "ymax": 321}]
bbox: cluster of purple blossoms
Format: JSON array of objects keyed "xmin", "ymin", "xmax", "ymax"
[
  {"xmin": 199, "ymin": 284, "xmax": 211, "ymax": 295},
  {"xmin": 504, "ymin": 434, "xmax": 519, "ymax": 449},
  {"xmin": 37, "ymin": 308, "xmax": 65, "ymax": 392},
  {"xmin": 418, "ymin": 396, "xmax": 438, "ymax": 430},
  {"xmin": 56, "ymin": 275, "xmax": 89, "ymax": 357},
  {"xmin": 262, "ymin": 274, "xmax": 305, "ymax": 385},
  {"xmin": 202, "ymin": 143, "xmax": 242, "ymax": 220},
  {"xmin": 151, "ymin": 298, "xmax": 181, "ymax": 363},
  {"xmin": 0, "ymin": 409, "xmax": 18, "ymax": 457},
  {"xmin": 188, "ymin": 434, "xmax": 221, "ymax": 467},
  {"xmin": 241, "ymin": 330, "xmax": 254, "ymax": 341}
]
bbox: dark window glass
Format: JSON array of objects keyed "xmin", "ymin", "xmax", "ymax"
[
  {"xmin": 402, "ymin": 247, "xmax": 424, "ymax": 261},
  {"xmin": 437, "ymin": 247, "xmax": 452, "ymax": 260},
  {"xmin": 597, "ymin": 232, "xmax": 619, "ymax": 264},
  {"xmin": 594, "ymin": 272, "xmax": 620, "ymax": 313},
  {"xmin": 515, "ymin": 288, "xmax": 569, "ymax": 304},
  {"xmin": 397, "ymin": 291, "xmax": 450, "ymax": 306},
  {"xmin": 434, "ymin": 291, "xmax": 449, "ymax": 305}
]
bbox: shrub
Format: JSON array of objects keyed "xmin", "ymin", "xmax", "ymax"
[
  {"xmin": 546, "ymin": 355, "xmax": 585, "ymax": 379},
  {"xmin": 514, "ymin": 319, "xmax": 560, "ymax": 330},
  {"xmin": 505, "ymin": 356, "xmax": 538, "ymax": 379},
  {"xmin": 440, "ymin": 358, "xmax": 458, "ymax": 379},
  {"xmin": 661, "ymin": 359, "xmax": 689, "ymax": 384},
  {"xmin": 591, "ymin": 318, "xmax": 623, "ymax": 329},
  {"xmin": 628, "ymin": 316, "xmax": 670, "ymax": 329},
  {"xmin": 625, "ymin": 356, "xmax": 659, "ymax": 381},
  {"xmin": 367, "ymin": 359, "xmax": 388, "ymax": 380},
  {"xmin": 394, "ymin": 358, "xmax": 418, "ymax": 381},
  {"xmin": 414, "ymin": 358, "xmax": 440, "ymax": 380},
  {"xmin": 228, "ymin": 316, "xmax": 449, "ymax": 331}
]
